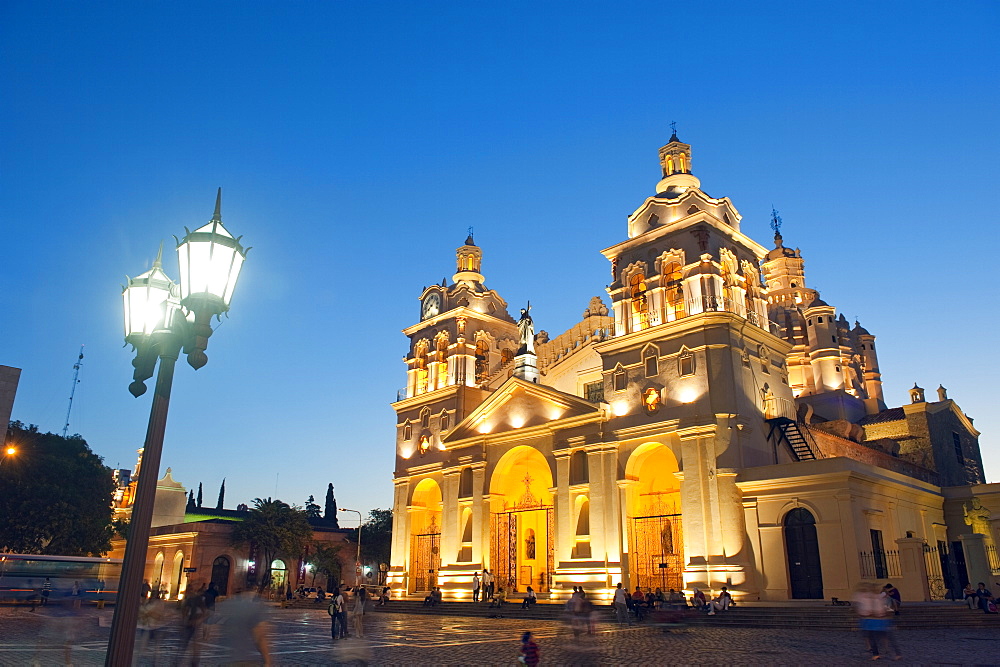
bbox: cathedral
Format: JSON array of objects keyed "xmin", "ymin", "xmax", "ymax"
[{"xmin": 388, "ymin": 132, "xmax": 998, "ymax": 603}]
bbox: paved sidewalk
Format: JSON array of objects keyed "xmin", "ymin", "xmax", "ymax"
[{"xmin": 0, "ymin": 605, "xmax": 997, "ymax": 665}]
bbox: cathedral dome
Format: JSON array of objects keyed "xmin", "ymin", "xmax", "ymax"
[
  {"xmin": 804, "ymin": 296, "xmax": 830, "ymax": 309},
  {"xmin": 765, "ymin": 233, "xmax": 797, "ymax": 261},
  {"xmin": 852, "ymin": 321, "xmax": 871, "ymax": 336}
]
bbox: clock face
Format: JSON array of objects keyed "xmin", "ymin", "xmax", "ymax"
[{"xmin": 422, "ymin": 293, "xmax": 441, "ymax": 320}]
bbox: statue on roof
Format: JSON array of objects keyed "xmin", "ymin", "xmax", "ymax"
[{"xmin": 517, "ymin": 302, "xmax": 535, "ymax": 355}]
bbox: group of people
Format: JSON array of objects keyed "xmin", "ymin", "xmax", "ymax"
[
  {"xmin": 137, "ymin": 580, "xmax": 272, "ymax": 665},
  {"xmin": 963, "ymin": 582, "xmax": 998, "ymax": 613},
  {"xmin": 471, "ymin": 570, "xmax": 496, "ymax": 602},
  {"xmin": 327, "ymin": 585, "xmax": 372, "ymax": 640}
]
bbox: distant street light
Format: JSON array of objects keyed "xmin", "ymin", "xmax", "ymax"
[
  {"xmin": 340, "ymin": 508, "xmax": 364, "ymax": 587},
  {"xmin": 105, "ymin": 190, "xmax": 248, "ymax": 666},
  {"xmin": 1, "ymin": 445, "xmax": 15, "ymax": 467}
]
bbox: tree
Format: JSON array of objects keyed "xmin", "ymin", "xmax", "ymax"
[
  {"xmin": 187, "ymin": 490, "xmax": 195, "ymax": 510},
  {"xmin": 304, "ymin": 495, "xmax": 321, "ymax": 519},
  {"xmin": 347, "ymin": 508, "xmax": 392, "ymax": 573},
  {"xmin": 197, "ymin": 482, "xmax": 203, "ymax": 508},
  {"xmin": 230, "ymin": 497, "xmax": 312, "ymax": 593},
  {"xmin": 216, "ymin": 478, "xmax": 226, "ymax": 509},
  {"xmin": 0, "ymin": 421, "xmax": 115, "ymax": 555},
  {"xmin": 324, "ymin": 483, "xmax": 339, "ymax": 527},
  {"xmin": 307, "ymin": 542, "xmax": 343, "ymax": 589}
]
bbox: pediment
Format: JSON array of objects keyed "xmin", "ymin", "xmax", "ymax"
[{"xmin": 444, "ymin": 377, "xmax": 602, "ymax": 442}]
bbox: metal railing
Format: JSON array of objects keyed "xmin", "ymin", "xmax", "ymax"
[
  {"xmin": 859, "ymin": 549, "xmax": 901, "ymax": 579},
  {"xmin": 615, "ymin": 295, "xmax": 776, "ymax": 338},
  {"xmin": 987, "ymin": 543, "xmax": 1000, "ymax": 575}
]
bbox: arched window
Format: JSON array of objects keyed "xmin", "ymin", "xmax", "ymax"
[
  {"xmin": 679, "ymin": 154, "xmax": 687, "ymax": 172},
  {"xmin": 459, "ymin": 468, "xmax": 474, "ymax": 498},
  {"xmin": 569, "ymin": 450, "xmax": 589, "ymax": 485},
  {"xmin": 440, "ymin": 411, "xmax": 450, "ymax": 431},
  {"xmin": 475, "ymin": 339, "xmax": 490, "ymax": 382},
  {"xmin": 576, "ymin": 499, "xmax": 590, "ymax": 535},
  {"xmin": 630, "ymin": 273, "xmax": 649, "ymax": 331},
  {"xmin": 661, "ymin": 262, "xmax": 685, "ymax": 322},
  {"xmin": 644, "ymin": 349, "xmax": 658, "ymax": 377},
  {"xmin": 211, "ymin": 556, "xmax": 231, "ymax": 595},
  {"xmin": 500, "ymin": 348, "xmax": 514, "ymax": 365},
  {"xmin": 759, "ymin": 346, "xmax": 770, "ymax": 374},
  {"xmin": 403, "ymin": 422, "xmax": 412, "ymax": 441},
  {"xmin": 613, "ymin": 366, "xmax": 627, "ymax": 392},
  {"xmin": 666, "ymin": 156, "xmax": 674, "ymax": 174},
  {"xmin": 744, "ymin": 268, "xmax": 760, "ymax": 324},
  {"xmin": 414, "ymin": 341, "xmax": 429, "ymax": 395},
  {"xmin": 420, "ymin": 408, "xmax": 431, "ymax": 429}
]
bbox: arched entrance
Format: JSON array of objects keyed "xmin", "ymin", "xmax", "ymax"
[
  {"xmin": 489, "ymin": 446, "xmax": 554, "ymax": 593},
  {"xmin": 784, "ymin": 508, "xmax": 823, "ymax": 599},
  {"xmin": 172, "ymin": 550, "xmax": 185, "ymax": 599},
  {"xmin": 409, "ymin": 478, "xmax": 442, "ymax": 593},
  {"xmin": 625, "ymin": 442, "xmax": 683, "ymax": 591},
  {"xmin": 211, "ymin": 556, "xmax": 231, "ymax": 595},
  {"xmin": 269, "ymin": 559, "xmax": 287, "ymax": 596}
]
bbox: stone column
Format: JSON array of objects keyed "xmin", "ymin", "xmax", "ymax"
[
  {"xmin": 678, "ymin": 423, "xmax": 746, "ymax": 592},
  {"xmin": 388, "ymin": 479, "xmax": 410, "ymax": 593},
  {"xmin": 616, "ymin": 479, "xmax": 637, "ymax": 587},
  {"xmin": 471, "ymin": 464, "xmax": 487, "ymax": 566},
  {"xmin": 554, "ymin": 451, "xmax": 573, "ymax": 561},
  {"xmin": 959, "ymin": 533, "xmax": 993, "ymax": 590},
  {"xmin": 441, "ymin": 469, "xmax": 461, "ymax": 566},
  {"xmin": 894, "ymin": 537, "xmax": 930, "ymax": 602}
]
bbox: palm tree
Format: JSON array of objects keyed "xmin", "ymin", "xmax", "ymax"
[{"xmin": 231, "ymin": 497, "xmax": 312, "ymax": 593}]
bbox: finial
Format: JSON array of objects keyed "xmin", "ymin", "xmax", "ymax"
[
  {"xmin": 153, "ymin": 241, "xmax": 164, "ymax": 268},
  {"xmin": 212, "ymin": 187, "xmax": 222, "ymax": 222},
  {"xmin": 770, "ymin": 207, "xmax": 783, "ymax": 244},
  {"xmin": 669, "ymin": 120, "xmax": 678, "ymax": 142},
  {"xmin": 466, "ymin": 225, "xmax": 475, "ymax": 245}
]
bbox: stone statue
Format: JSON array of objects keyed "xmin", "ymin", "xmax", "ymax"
[{"xmin": 517, "ymin": 302, "xmax": 535, "ymax": 355}]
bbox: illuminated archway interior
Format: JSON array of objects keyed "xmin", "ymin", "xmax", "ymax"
[
  {"xmin": 626, "ymin": 442, "xmax": 684, "ymax": 591},
  {"xmin": 490, "ymin": 446, "xmax": 554, "ymax": 592},
  {"xmin": 409, "ymin": 478, "xmax": 443, "ymax": 593}
]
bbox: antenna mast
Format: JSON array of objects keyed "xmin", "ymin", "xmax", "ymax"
[{"xmin": 62, "ymin": 345, "xmax": 85, "ymax": 438}]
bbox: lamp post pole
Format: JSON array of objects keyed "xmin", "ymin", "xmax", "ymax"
[
  {"xmin": 105, "ymin": 342, "xmax": 178, "ymax": 665},
  {"xmin": 341, "ymin": 508, "xmax": 363, "ymax": 587},
  {"xmin": 105, "ymin": 190, "xmax": 247, "ymax": 666}
]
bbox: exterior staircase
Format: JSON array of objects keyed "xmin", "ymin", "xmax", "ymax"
[
  {"xmin": 365, "ymin": 599, "xmax": 1000, "ymax": 629},
  {"xmin": 766, "ymin": 417, "xmax": 817, "ymax": 461}
]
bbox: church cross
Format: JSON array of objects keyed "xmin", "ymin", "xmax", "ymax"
[
  {"xmin": 670, "ymin": 120, "xmax": 677, "ymax": 135},
  {"xmin": 522, "ymin": 472, "xmax": 534, "ymax": 494}
]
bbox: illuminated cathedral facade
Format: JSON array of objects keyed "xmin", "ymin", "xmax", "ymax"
[{"xmin": 388, "ymin": 132, "xmax": 997, "ymax": 603}]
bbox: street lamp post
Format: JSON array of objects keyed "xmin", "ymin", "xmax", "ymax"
[
  {"xmin": 340, "ymin": 508, "xmax": 363, "ymax": 587},
  {"xmin": 105, "ymin": 190, "xmax": 248, "ymax": 666}
]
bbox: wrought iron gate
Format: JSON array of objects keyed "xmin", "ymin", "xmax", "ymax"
[
  {"xmin": 490, "ymin": 508, "xmax": 554, "ymax": 593},
  {"xmin": 411, "ymin": 532, "xmax": 441, "ymax": 593},
  {"xmin": 628, "ymin": 513, "xmax": 683, "ymax": 591},
  {"xmin": 924, "ymin": 541, "xmax": 967, "ymax": 600}
]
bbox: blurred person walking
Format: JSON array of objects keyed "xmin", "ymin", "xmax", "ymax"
[
  {"xmin": 179, "ymin": 581, "xmax": 208, "ymax": 665},
  {"xmin": 353, "ymin": 586, "xmax": 369, "ymax": 638},
  {"xmin": 519, "ymin": 631, "xmax": 540, "ymax": 666},
  {"xmin": 854, "ymin": 581, "xmax": 901, "ymax": 660},
  {"xmin": 613, "ymin": 582, "xmax": 630, "ymax": 626},
  {"xmin": 329, "ymin": 587, "xmax": 349, "ymax": 640},
  {"xmin": 219, "ymin": 589, "xmax": 272, "ymax": 665}
]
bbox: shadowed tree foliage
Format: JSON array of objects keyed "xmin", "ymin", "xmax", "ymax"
[
  {"xmin": 347, "ymin": 508, "xmax": 392, "ymax": 570},
  {"xmin": 216, "ymin": 478, "xmax": 226, "ymax": 509},
  {"xmin": 304, "ymin": 495, "xmax": 321, "ymax": 518},
  {"xmin": 0, "ymin": 421, "xmax": 115, "ymax": 555},
  {"xmin": 230, "ymin": 497, "xmax": 312, "ymax": 592},
  {"xmin": 324, "ymin": 483, "xmax": 339, "ymax": 527},
  {"xmin": 307, "ymin": 541, "xmax": 343, "ymax": 589},
  {"xmin": 197, "ymin": 482, "xmax": 203, "ymax": 508}
]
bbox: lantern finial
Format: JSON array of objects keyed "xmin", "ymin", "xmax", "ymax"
[{"xmin": 212, "ymin": 187, "xmax": 222, "ymax": 222}]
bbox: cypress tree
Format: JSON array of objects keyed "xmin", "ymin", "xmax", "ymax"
[
  {"xmin": 216, "ymin": 478, "xmax": 226, "ymax": 509},
  {"xmin": 197, "ymin": 482, "xmax": 203, "ymax": 508}
]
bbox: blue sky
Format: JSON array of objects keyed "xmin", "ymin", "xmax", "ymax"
[{"xmin": 2, "ymin": 1, "xmax": 998, "ymax": 519}]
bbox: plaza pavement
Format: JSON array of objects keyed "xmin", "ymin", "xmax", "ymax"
[{"xmin": 0, "ymin": 605, "xmax": 997, "ymax": 665}]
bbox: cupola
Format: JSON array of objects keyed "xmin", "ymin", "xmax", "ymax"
[{"xmin": 655, "ymin": 127, "xmax": 701, "ymax": 197}]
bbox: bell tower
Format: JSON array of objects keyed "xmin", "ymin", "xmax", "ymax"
[{"xmin": 595, "ymin": 130, "xmax": 796, "ymax": 596}]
